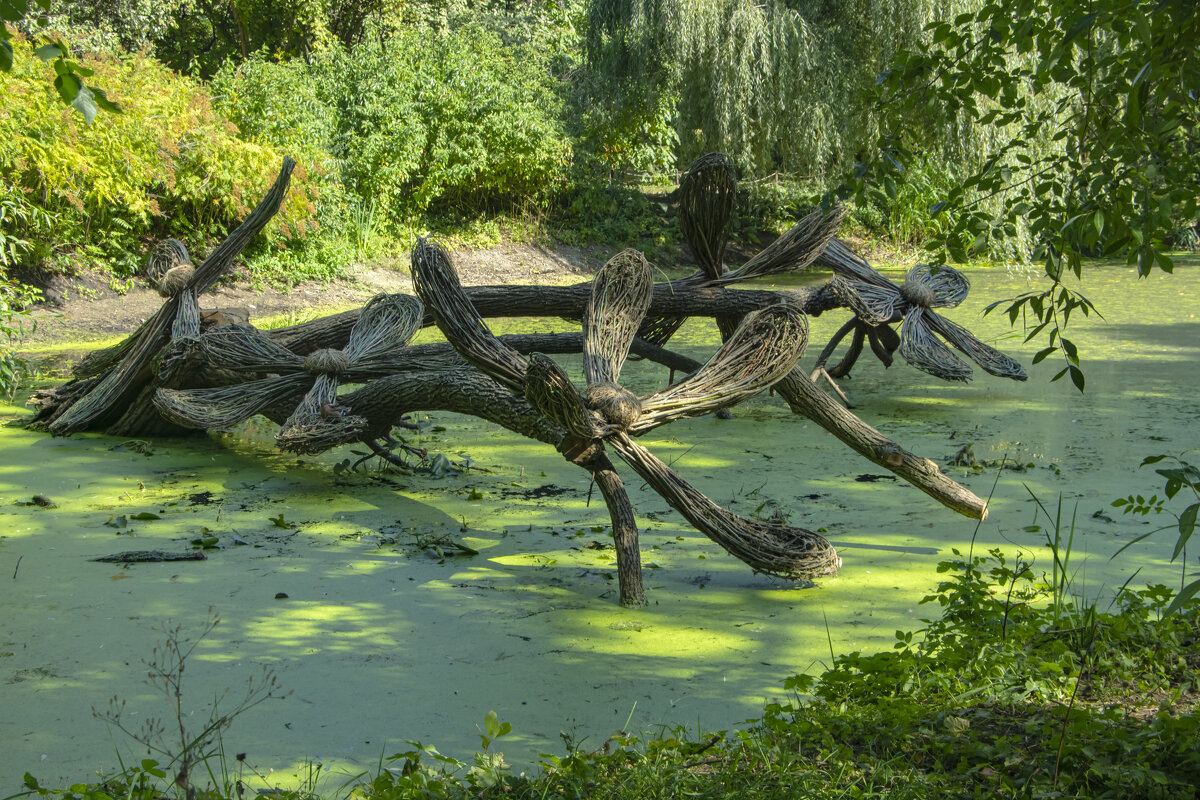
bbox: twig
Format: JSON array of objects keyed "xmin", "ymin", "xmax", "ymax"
[
  {"xmin": 12, "ymin": 555, "xmax": 21, "ymax": 579},
  {"xmin": 810, "ymin": 366, "xmax": 853, "ymax": 407}
]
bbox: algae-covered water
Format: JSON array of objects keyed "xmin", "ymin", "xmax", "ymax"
[{"xmin": 1, "ymin": 261, "xmax": 1197, "ymax": 789}]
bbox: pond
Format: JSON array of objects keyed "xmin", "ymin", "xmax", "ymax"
[{"xmin": 1, "ymin": 258, "xmax": 1197, "ymax": 790}]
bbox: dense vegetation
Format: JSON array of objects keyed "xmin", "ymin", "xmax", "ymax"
[{"xmin": 1, "ymin": 1, "xmax": 1196, "ymax": 285}]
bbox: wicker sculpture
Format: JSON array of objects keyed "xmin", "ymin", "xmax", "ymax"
[
  {"xmin": 412, "ymin": 239, "xmax": 840, "ymax": 603},
  {"xmin": 27, "ymin": 155, "xmax": 1029, "ymax": 606},
  {"xmin": 813, "ymin": 238, "xmax": 1028, "ymax": 386}
]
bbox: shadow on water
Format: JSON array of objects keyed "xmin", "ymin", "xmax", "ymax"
[{"xmin": 1, "ymin": 260, "xmax": 1198, "ymax": 789}]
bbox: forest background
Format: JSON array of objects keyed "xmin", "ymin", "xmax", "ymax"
[{"xmin": 0, "ymin": 0, "xmax": 1197, "ymax": 384}]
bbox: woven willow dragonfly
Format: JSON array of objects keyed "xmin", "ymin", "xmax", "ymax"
[{"xmin": 412, "ymin": 239, "xmax": 840, "ymax": 605}]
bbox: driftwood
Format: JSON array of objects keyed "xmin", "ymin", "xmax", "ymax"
[
  {"xmin": 91, "ymin": 550, "xmax": 207, "ymax": 563},
  {"xmin": 28, "ymin": 153, "xmax": 1028, "ymax": 606}
]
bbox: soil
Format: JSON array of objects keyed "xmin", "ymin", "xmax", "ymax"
[
  {"xmin": 17, "ymin": 228, "xmax": 897, "ymax": 350},
  {"xmin": 19, "ymin": 241, "xmax": 620, "ymax": 347}
]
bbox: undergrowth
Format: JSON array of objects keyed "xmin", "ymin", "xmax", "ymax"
[{"xmin": 11, "ymin": 549, "xmax": 1199, "ymax": 800}]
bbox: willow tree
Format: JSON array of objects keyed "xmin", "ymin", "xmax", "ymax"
[{"xmin": 583, "ymin": 0, "xmax": 969, "ymax": 178}]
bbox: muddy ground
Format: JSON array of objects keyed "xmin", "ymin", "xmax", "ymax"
[{"xmin": 20, "ymin": 241, "xmax": 610, "ymax": 347}]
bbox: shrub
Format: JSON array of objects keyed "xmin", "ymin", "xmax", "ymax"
[
  {"xmin": 0, "ymin": 35, "xmax": 318, "ymax": 278},
  {"xmin": 315, "ymin": 26, "xmax": 571, "ymax": 226},
  {"xmin": 0, "ymin": 263, "xmax": 41, "ymax": 397}
]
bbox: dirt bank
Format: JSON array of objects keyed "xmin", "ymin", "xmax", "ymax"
[{"xmin": 19, "ymin": 241, "xmax": 614, "ymax": 348}]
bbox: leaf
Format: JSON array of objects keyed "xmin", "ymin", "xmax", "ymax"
[
  {"xmin": 191, "ymin": 534, "xmax": 219, "ymax": 550},
  {"xmin": 1109, "ymin": 529, "xmax": 1160, "ymax": 561},
  {"xmin": 53, "ymin": 71, "xmax": 80, "ymax": 105},
  {"xmin": 1031, "ymin": 346, "xmax": 1056, "ymax": 364},
  {"xmin": 34, "ymin": 41, "xmax": 65, "ymax": 61},
  {"xmin": 0, "ymin": 39, "xmax": 12, "ymax": 72},
  {"xmin": 1068, "ymin": 365, "xmax": 1085, "ymax": 392},
  {"xmin": 129, "ymin": 512, "xmax": 160, "ymax": 520},
  {"xmin": 69, "ymin": 83, "xmax": 99, "ymax": 124},
  {"xmin": 1163, "ymin": 578, "xmax": 1200, "ymax": 617},
  {"xmin": 484, "ymin": 709, "xmax": 505, "ymax": 739},
  {"xmin": 947, "ymin": 238, "xmax": 967, "ymax": 263},
  {"xmin": 1172, "ymin": 504, "xmax": 1198, "ymax": 561},
  {"xmin": 24, "ymin": 772, "xmax": 40, "ymax": 791},
  {"xmin": 91, "ymin": 86, "xmax": 121, "ymax": 114},
  {"xmin": 2, "ymin": 0, "xmax": 30, "ymax": 22},
  {"xmin": 1060, "ymin": 337, "xmax": 1078, "ymax": 364},
  {"xmin": 1141, "ymin": 455, "xmax": 1167, "ymax": 466}
]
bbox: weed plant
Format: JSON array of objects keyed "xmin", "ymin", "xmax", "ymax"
[{"xmin": 0, "ymin": 265, "xmax": 41, "ymax": 396}]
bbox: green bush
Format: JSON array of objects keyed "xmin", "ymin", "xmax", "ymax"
[
  {"xmin": 552, "ymin": 179, "xmax": 677, "ymax": 261},
  {"xmin": 731, "ymin": 176, "xmax": 816, "ymax": 240},
  {"xmin": 209, "ymin": 51, "xmax": 358, "ymax": 282},
  {"xmin": 0, "ymin": 263, "xmax": 41, "ymax": 397},
  {"xmin": 0, "ymin": 35, "xmax": 319, "ymax": 278},
  {"xmin": 314, "ymin": 26, "xmax": 571, "ymax": 227}
]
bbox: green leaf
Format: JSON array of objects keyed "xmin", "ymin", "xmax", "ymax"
[
  {"xmin": 62, "ymin": 58, "xmax": 92, "ymax": 77},
  {"xmin": 484, "ymin": 709, "xmax": 502, "ymax": 738},
  {"xmin": 129, "ymin": 512, "xmax": 160, "ymax": 520},
  {"xmin": 24, "ymin": 772, "xmax": 40, "ymax": 791},
  {"xmin": 1172, "ymin": 504, "xmax": 1198, "ymax": 561},
  {"xmin": 0, "ymin": 38, "xmax": 11, "ymax": 72},
  {"xmin": 1141, "ymin": 455, "xmax": 1167, "ymax": 466},
  {"xmin": 91, "ymin": 86, "xmax": 122, "ymax": 114},
  {"xmin": 1, "ymin": 1, "xmax": 30, "ymax": 23},
  {"xmin": 1031, "ymin": 346, "xmax": 1056, "ymax": 364},
  {"xmin": 1163, "ymin": 579, "xmax": 1200, "ymax": 617},
  {"xmin": 1059, "ymin": 13, "xmax": 1098, "ymax": 51},
  {"xmin": 947, "ymin": 238, "xmax": 967, "ymax": 263},
  {"xmin": 1060, "ymin": 337, "xmax": 1078, "ymax": 364},
  {"xmin": 1068, "ymin": 365, "xmax": 1085, "ymax": 392},
  {"xmin": 34, "ymin": 41, "xmax": 65, "ymax": 61},
  {"xmin": 70, "ymin": 84, "xmax": 98, "ymax": 124},
  {"xmin": 53, "ymin": 71, "xmax": 80, "ymax": 104}
]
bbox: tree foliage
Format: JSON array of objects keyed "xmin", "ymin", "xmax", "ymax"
[
  {"xmin": 581, "ymin": 0, "xmax": 962, "ymax": 178},
  {"xmin": 1, "ymin": 0, "xmax": 121, "ymax": 121},
  {"xmin": 839, "ymin": 0, "xmax": 1200, "ymax": 377},
  {"xmin": 212, "ymin": 24, "xmax": 571, "ymax": 227}
]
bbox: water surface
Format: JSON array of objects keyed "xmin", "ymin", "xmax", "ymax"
[{"xmin": 1, "ymin": 259, "xmax": 1196, "ymax": 789}]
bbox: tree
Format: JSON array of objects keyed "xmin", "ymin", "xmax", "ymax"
[
  {"xmin": 581, "ymin": 0, "xmax": 961, "ymax": 177},
  {"xmin": 838, "ymin": 0, "xmax": 1200, "ymax": 387}
]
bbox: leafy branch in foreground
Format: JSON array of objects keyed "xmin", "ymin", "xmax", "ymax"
[
  {"xmin": 1, "ymin": 0, "xmax": 120, "ymax": 122},
  {"xmin": 1113, "ymin": 454, "xmax": 1200, "ymax": 615},
  {"xmin": 836, "ymin": 0, "xmax": 1200, "ymax": 383}
]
